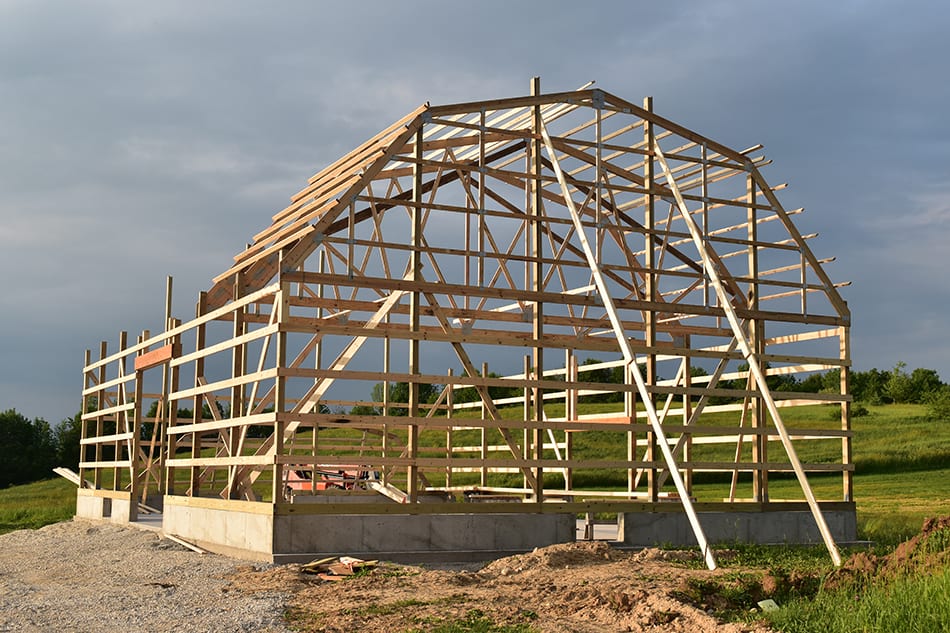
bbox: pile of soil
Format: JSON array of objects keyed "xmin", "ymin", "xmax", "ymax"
[{"xmin": 826, "ymin": 515, "xmax": 950, "ymax": 591}]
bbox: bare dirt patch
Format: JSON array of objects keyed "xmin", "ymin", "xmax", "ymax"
[{"xmin": 232, "ymin": 541, "xmax": 775, "ymax": 632}]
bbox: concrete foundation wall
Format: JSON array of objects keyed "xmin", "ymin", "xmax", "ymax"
[
  {"xmin": 109, "ymin": 498, "xmax": 137, "ymax": 524},
  {"xmin": 75, "ymin": 491, "xmax": 136, "ymax": 523},
  {"xmin": 162, "ymin": 499, "xmax": 274, "ymax": 561},
  {"xmin": 75, "ymin": 494, "xmax": 110, "ymax": 520},
  {"xmin": 622, "ymin": 509, "xmax": 857, "ymax": 547},
  {"xmin": 158, "ymin": 496, "xmax": 575, "ymax": 562},
  {"xmin": 273, "ymin": 512, "xmax": 576, "ymax": 562}
]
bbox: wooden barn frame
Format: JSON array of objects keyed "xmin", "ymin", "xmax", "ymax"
[{"xmin": 76, "ymin": 81, "xmax": 853, "ymax": 568}]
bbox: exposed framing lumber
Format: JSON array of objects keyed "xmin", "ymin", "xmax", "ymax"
[{"xmin": 78, "ymin": 85, "xmax": 852, "ymax": 567}]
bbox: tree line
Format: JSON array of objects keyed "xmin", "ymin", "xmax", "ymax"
[{"xmin": 0, "ymin": 409, "xmax": 81, "ymax": 488}]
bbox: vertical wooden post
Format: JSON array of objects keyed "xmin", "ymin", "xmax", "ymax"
[
  {"xmin": 381, "ymin": 321, "xmax": 391, "ymax": 487},
  {"xmin": 748, "ymin": 174, "xmax": 768, "ymax": 502},
  {"xmin": 626, "ymin": 353, "xmax": 637, "ymax": 495},
  {"xmin": 480, "ymin": 362, "xmax": 488, "ymax": 487},
  {"xmin": 522, "ymin": 355, "xmax": 531, "ymax": 495},
  {"xmin": 478, "ymin": 108, "xmax": 486, "ymax": 290},
  {"xmin": 530, "ymin": 76, "xmax": 545, "ymax": 502},
  {"xmin": 840, "ymin": 325, "xmax": 852, "ymax": 501},
  {"xmin": 565, "ymin": 349, "xmax": 575, "ymax": 492},
  {"xmin": 272, "ymin": 280, "xmax": 289, "ymax": 504},
  {"xmin": 682, "ymin": 338, "xmax": 693, "ymax": 494},
  {"xmin": 312, "ymin": 252, "xmax": 324, "ymax": 494},
  {"xmin": 701, "ymin": 142, "xmax": 711, "ymax": 308},
  {"xmin": 165, "ymin": 325, "xmax": 180, "ymax": 496},
  {"xmin": 79, "ymin": 349, "xmax": 91, "ymax": 489},
  {"xmin": 407, "ymin": 123, "xmax": 423, "ymax": 503},
  {"xmin": 643, "ymin": 96, "xmax": 658, "ymax": 503},
  {"xmin": 445, "ymin": 368, "xmax": 454, "ymax": 488},
  {"xmin": 594, "ymin": 88, "xmax": 604, "ymax": 260},
  {"xmin": 156, "ymin": 276, "xmax": 173, "ymax": 498},
  {"xmin": 95, "ymin": 341, "xmax": 106, "ymax": 490},
  {"xmin": 124, "ymin": 330, "xmax": 140, "ymax": 520},
  {"xmin": 228, "ymin": 273, "xmax": 246, "ymax": 499},
  {"xmin": 116, "ymin": 330, "xmax": 128, "ymax": 493},
  {"xmin": 190, "ymin": 292, "xmax": 207, "ymax": 497}
]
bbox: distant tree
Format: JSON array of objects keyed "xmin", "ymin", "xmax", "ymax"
[
  {"xmin": 0, "ymin": 409, "xmax": 58, "ymax": 487},
  {"xmin": 452, "ymin": 372, "xmax": 522, "ymax": 405},
  {"xmin": 576, "ymin": 359, "xmax": 625, "ymax": 404},
  {"xmin": 793, "ymin": 371, "xmax": 826, "ymax": 394},
  {"xmin": 822, "ymin": 368, "xmax": 843, "ymax": 393},
  {"xmin": 851, "ymin": 368, "xmax": 889, "ymax": 404},
  {"xmin": 909, "ymin": 367, "xmax": 943, "ymax": 402},
  {"xmin": 352, "ymin": 381, "xmax": 442, "ymax": 415},
  {"xmin": 885, "ymin": 362, "xmax": 917, "ymax": 404},
  {"xmin": 721, "ymin": 362, "xmax": 797, "ymax": 394},
  {"xmin": 55, "ymin": 412, "xmax": 83, "ymax": 470}
]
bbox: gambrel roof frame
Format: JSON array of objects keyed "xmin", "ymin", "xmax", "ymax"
[{"xmin": 78, "ymin": 81, "xmax": 853, "ymax": 569}]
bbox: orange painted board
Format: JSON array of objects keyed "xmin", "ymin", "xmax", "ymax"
[{"xmin": 134, "ymin": 344, "xmax": 181, "ymax": 372}]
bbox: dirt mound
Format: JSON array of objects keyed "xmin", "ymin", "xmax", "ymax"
[
  {"xmin": 827, "ymin": 515, "xmax": 950, "ymax": 590},
  {"xmin": 480, "ymin": 540, "xmax": 625, "ymax": 576}
]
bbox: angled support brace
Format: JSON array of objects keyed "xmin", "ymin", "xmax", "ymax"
[
  {"xmin": 540, "ymin": 120, "xmax": 718, "ymax": 570},
  {"xmin": 653, "ymin": 337, "xmax": 741, "ymax": 489},
  {"xmin": 422, "ymin": 291, "xmax": 539, "ymax": 491},
  {"xmin": 652, "ymin": 141, "xmax": 842, "ymax": 567},
  {"xmin": 229, "ymin": 281, "xmax": 410, "ymax": 497}
]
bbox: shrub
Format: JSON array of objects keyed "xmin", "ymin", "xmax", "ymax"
[{"xmin": 926, "ymin": 386, "xmax": 950, "ymax": 421}]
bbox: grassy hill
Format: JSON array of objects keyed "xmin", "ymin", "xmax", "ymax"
[{"xmin": 0, "ymin": 477, "xmax": 75, "ymax": 534}]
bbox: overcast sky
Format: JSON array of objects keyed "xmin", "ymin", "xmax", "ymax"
[{"xmin": 1, "ymin": 1, "xmax": 947, "ymax": 423}]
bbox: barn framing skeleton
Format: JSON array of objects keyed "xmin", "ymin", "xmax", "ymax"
[{"xmin": 76, "ymin": 81, "xmax": 853, "ymax": 568}]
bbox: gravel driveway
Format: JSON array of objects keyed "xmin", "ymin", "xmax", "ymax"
[{"xmin": 0, "ymin": 520, "xmax": 290, "ymax": 633}]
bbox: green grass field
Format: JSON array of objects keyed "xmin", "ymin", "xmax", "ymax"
[{"xmin": 0, "ymin": 477, "xmax": 76, "ymax": 534}]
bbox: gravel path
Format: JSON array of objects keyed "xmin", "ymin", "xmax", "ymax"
[{"xmin": 0, "ymin": 520, "xmax": 291, "ymax": 633}]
